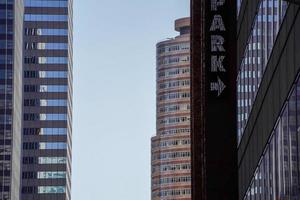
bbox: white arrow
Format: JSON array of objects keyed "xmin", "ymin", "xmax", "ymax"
[{"xmin": 210, "ymin": 76, "xmax": 226, "ymax": 97}]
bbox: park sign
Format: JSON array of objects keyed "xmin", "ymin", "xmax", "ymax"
[
  {"xmin": 191, "ymin": 0, "xmax": 238, "ymax": 199},
  {"xmin": 204, "ymin": 0, "xmax": 238, "ymax": 198}
]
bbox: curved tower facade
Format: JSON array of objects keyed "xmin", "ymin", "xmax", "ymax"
[{"xmin": 151, "ymin": 17, "xmax": 191, "ymax": 200}]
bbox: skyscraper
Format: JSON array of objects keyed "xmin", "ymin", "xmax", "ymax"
[
  {"xmin": 237, "ymin": 0, "xmax": 300, "ymax": 199},
  {"xmin": 0, "ymin": 0, "xmax": 23, "ymax": 199},
  {"xmin": 21, "ymin": 0, "xmax": 72, "ymax": 199},
  {"xmin": 151, "ymin": 17, "xmax": 191, "ymax": 200}
]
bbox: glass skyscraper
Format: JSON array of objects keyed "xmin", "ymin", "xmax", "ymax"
[
  {"xmin": 0, "ymin": 0, "xmax": 23, "ymax": 199},
  {"xmin": 21, "ymin": 0, "xmax": 72, "ymax": 199},
  {"xmin": 151, "ymin": 17, "xmax": 191, "ymax": 200},
  {"xmin": 237, "ymin": 0, "xmax": 288, "ymax": 144},
  {"xmin": 237, "ymin": 0, "xmax": 300, "ymax": 199}
]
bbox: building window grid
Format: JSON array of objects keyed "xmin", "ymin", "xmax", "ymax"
[
  {"xmin": 152, "ymin": 163, "xmax": 191, "ymax": 173},
  {"xmin": 237, "ymin": 0, "xmax": 289, "ymax": 144},
  {"xmin": 243, "ymin": 78, "xmax": 300, "ymax": 199},
  {"xmin": 0, "ymin": 0, "xmax": 15, "ymax": 197},
  {"xmin": 22, "ymin": 0, "xmax": 71, "ymax": 198}
]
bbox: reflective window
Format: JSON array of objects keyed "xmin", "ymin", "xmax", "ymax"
[
  {"xmin": 158, "ymin": 55, "xmax": 190, "ymax": 66},
  {"xmin": 24, "ymin": 99, "xmax": 67, "ymax": 106},
  {"xmin": 24, "ymin": 56, "xmax": 68, "ymax": 64},
  {"xmin": 39, "ymin": 142, "xmax": 67, "ymax": 150},
  {"xmin": 0, "ymin": 85, "xmax": 12, "ymax": 94},
  {"xmin": 158, "ymin": 67, "xmax": 190, "ymax": 78},
  {"xmin": 159, "ymin": 104, "xmax": 190, "ymax": 113},
  {"xmin": 237, "ymin": 0, "xmax": 289, "ymax": 143},
  {"xmin": 38, "ymin": 57, "xmax": 68, "ymax": 64},
  {"xmin": 0, "ymin": 55, "xmax": 13, "ymax": 64},
  {"xmin": 0, "ymin": 40, "xmax": 13, "ymax": 49},
  {"xmin": 24, "ymin": 113, "xmax": 67, "ymax": 121},
  {"xmin": 24, "ymin": 85, "xmax": 68, "ymax": 92},
  {"xmin": 153, "ymin": 189, "xmax": 191, "ymax": 198},
  {"xmin": 40, "ymin": 128, "xmax": 67, "ymax": 135},
  {"xmin": 25, "ymin": 28, "xmax": 68, "ymax": 36},
  {"xmin": 0, "ymin": 0, "xmax": 13, "ymax": 4},
  {"xmin": 153, "ymin": 176, "xmax": 191, "ymax": 186},
  {"xmin": 0, "ymin": 115, "xmax": 12, "ymax": 124},
  {"xmin": 0, "ymin": 9, "xmax": 13, "ymax": 19},
  {"xmin": 0, "ymin": 70, "xmax": 13, "ymax": 79},
  {"xmin": 158, "ymin": 92, "xmax": 190, "ymax": 101},
  {"xmin": 159, "ymin": 79, "xmax": 190, "ymax": 90},
  {"xmin": 24, "ymin": 71, "xmax": 68, "ymax": 78},
  {"xmin": 152, "ymin": 151, "xmax": 190, "ymax": 161},
  {"xmin": 40, "ymin": 99, "xmax": 67, "ymax": 106},
  {"xmin": 157, "ymin": 43, "xmax": 190, "ymax": 54},
  {"xmin": 38, "ymin": 186, "xmax": 66, "ymax": 194},
  {"xmin": 40, "ymin": 85, "xmax": 68, "ymax": 92},
  {"xmin": 159, "ymin": 116, "xmax": 190, "ymax": 125},
  {"xmin": 39, "ymin": 114, "xmax": 67, "ymax": 121},
  {"xmin": 37, "ymin": 171, "xmax": 66, "ymax": 179},
  {"xmin": 152, "ymin": 139, "xmax": 191, "ymax": 149},
  {"xmin": 159, "ymin": 128, "xmax": 190, "ymax": 136},
  {"xmin": 243, "ymin": 76, "xmax": 300, "ymax": 199},
  {"xmin": 0, "ymin": 25, "xmax": 13, "ymax": 33},
  {"xmin": 23, "ymin": 128, "xmax": 67, "ymax": 135},
  {"xmin": 152, "ymin": 163, "xmax": 191, "ymax": 173},
  {"xmin": 25, "ymin": 14, "xmax": 68, "ymax": 22},
  {"xmin": 25, "ymin": 42, "xmax": 68, "ymax": 50},
  {"xmin": 38, "ymin": 157, "xmax": 67, "ymax": 164},
  {"xmin": 25, "ymin": 0, "xmax": 68, "ymax": 7}
]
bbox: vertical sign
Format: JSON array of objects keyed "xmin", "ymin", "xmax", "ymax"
[
  {"xmin": 209, "ymin": 0, "xmax": 228, "ymax": 98},
  {"xmin": 191, "ymin": 0, "xmax": 238, "ymax": 199},
  {"xmin": 205, "ymin": 0, "xmax": 238, "ymax": 199}
]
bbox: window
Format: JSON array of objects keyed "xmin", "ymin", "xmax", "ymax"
[
  {"xmin": 23, "ymin": 128, "xmax": 67, "ymax": 135},
  {"xmin": 38, "ymin": 157, "xmax": 67, "ymax": 164},
  {"xmin": 38, "ymin": 186, "xmax": 66, "ymax": 194},
  {"xmin": 25, "ymin": 0, "xmax": 68, "ymax": 7},
  {"xmin": 24, "ymin": 57, "xmax": 68, "ymax": 64},
  {"xmin": 25, "ymin": 14, "xmax": 68, "ymax": 22},
  {"xmin": 24, "ymin": 85, "xmax": 68, "ymax": 92},
  {"xmin": 39, "ymin": 142, "xmax": 67, "ymax": 150},
  {"xmin": 25, "ymin": 28, "xmax": 68, "ymax": 36},
  {"xmin": 37, "ymin": 171, "xmax": 66, "ymax": 179},
  {"xmin": 24, "ymin": 99, "xmax": 67, "ymax": 106},
  {"xmin": 25, "ymin": 43, "xmax": 68, "ymax": 50},
  {"xmin": 24, "ymin": 113, "xmax": 67, "ymax": 121},
  {"xmin": 23, "ymin": 142, "xmax": 67, "ymax": 150}
]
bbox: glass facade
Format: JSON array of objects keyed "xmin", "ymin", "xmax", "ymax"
[
  {"xmin": 0, "ymin": 0, "xmax": 23, "ymax": 199},
  {"xmin": 237, "ymin": 0, "xmax": 300, "ymax": 199},
  {"xmin": 243, "ymin": 76, "xmax": 300, "ymax": 199},
  {"xmin": 0, "ymin": 1, "xmax": 14, "ymax": 198},
  {"xmin": 237, "ymin": 0, "xmax": 289, "ymax": 143},
  {"xmin": 21, "ymin": 0, "xmax": 72, "ymax": 199}
]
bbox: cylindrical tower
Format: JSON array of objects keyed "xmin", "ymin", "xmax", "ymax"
[{"xmin": 151, "ymin": 17, "xmax": 191, "ymax": 200}]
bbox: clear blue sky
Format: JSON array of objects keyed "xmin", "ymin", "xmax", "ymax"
[{"xmin": 72, "ymin": 1, "xmax": 189, "ymax": 199}]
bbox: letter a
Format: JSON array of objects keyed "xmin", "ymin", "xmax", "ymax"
[{"xmin": 210, "ymin": 15, "xmax": 226, "ymax": 31}]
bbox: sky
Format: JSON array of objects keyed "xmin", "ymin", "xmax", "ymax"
[{"xmin": 72, "ymin": 1, "xmax": 189, "ymax": 199}]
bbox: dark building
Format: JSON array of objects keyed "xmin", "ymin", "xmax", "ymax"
[
  {"xmin": 21, "ymin": 0, "xmax": 73, "ymax": 199},
  {"xmin": 0, "ymin": 0, "xmax": 23, "ymax": 199},
  {"xmin": 237, "ymin": 0, "xmax": 300, "ymax": 199},
  {"xmin": 191, "ymin": 0, "xmax": 238, "ymax": 199}
]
